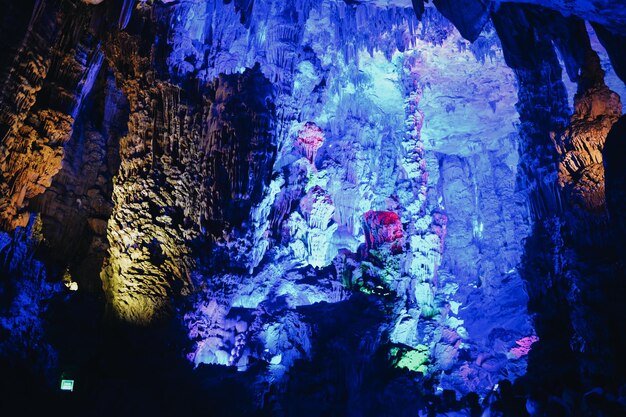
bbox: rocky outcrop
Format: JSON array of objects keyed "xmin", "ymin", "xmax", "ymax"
[
  {"xmin": 493, "ymin": 5, "xmax": 571, "ymax": 221},
  {"xmin": 28, "ymin": 71, "xmax": 124, "ymax": 293},
  {"xmin": 432, "ymin": 0, "xmax": 492, "ymax": 42},
  {"xmin": 1, "ymin": 1, "xmax": 625, "ymax": 415},
  {"xmin": 101, "ymin": 9, "xmax": 277, "ymax": 323},
  {"xmin": 404, "ymin": 0, "xmax": 626, "ymax": 39},
  {"xmin": 0, "ymin": 1, "xmax": 108, "ymax": 231},
  {"xmin": 592, "ymin": 24, "xmax": 626, "ymax": 84},
  {"xmin": 501, "ymin": 0, "xmax": 626, "ymax": 35},
  {"xmin": 0, "ymin": 2, "xmax": 118, "ymax": 236},
  {"xmin": 296, "ymin": 186, "xmax": 338, "ymax": 267},
  {"xmin": 362, "ymin": 211, "xmax": 404, "ymax": 254},
  {"xmin": 604, "ymin": 116, "xmax": 626, "ymax": 260},
  {"xmin": 295, "ymin": 122, "xmax": 325, "ymax": 164},
  {"xmin": 556, "ymin": 85, "xmax": 621, "ymax": 243},
  {"xmin": 202, "ymin": 66, "xmax": 277, "ymax": 236},
  {"xmin": 100, "ymin": 23, "xmax": 199, "ymax": 324},
  {"xmin": 493, "ymin": 3, "xmax": 626, "ymax": 412},
  {"xmin": 0, "ymin": 219, "xmax": 62, "ymax": 388}
]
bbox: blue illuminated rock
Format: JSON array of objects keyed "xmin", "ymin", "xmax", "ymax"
[{"xmin": 1, "ymin": 1, "xmax": 625, "ymax": 416}]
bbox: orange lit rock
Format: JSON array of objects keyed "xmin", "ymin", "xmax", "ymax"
[
  {"xmin": 556, "ymin": 85, "xmax": 621, "ymax": 213},
  {"xmin": 0, "ymin": 2, "xmax": 103, "ymax": 231}
]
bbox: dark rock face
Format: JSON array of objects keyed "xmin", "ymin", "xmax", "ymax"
[
  {"xmin": 27, "ymin": 71, "xmax": 124, "ymax": 293},
  {"xmin": 202, "ymin": 66, "xmax": 277, "ymax": 234},
  {"xmin": 502, "ymin": 0, "xmax": 626, "ymax": 35},
  {"xmin": 433, "ymin": 0, "xmax": 492, "ymax": 42},
  {"xmin": 604, "ymin": 115, "xmax": 626, "ymax": 259},
  {"xmin": 493, "ymin": 3, "xmax": 626, "ymax": 414},
  {"xmin": 0, "ymin": 1, "xmax": 625, "ymax": 416},
  {"xmin": 593, "ymin": 23, "xmax": 626, "ymax": 84}
]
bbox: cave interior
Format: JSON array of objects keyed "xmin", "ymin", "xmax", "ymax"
[{"xmin": 1, "ymin": 0, "xmax": 626, "ymax": 416}]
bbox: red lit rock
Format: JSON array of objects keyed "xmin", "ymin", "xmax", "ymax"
[
  {"xmin": 509, "ymin": 335, "xmax": 539, "ymax": 359},
  {"xmin": 363, "ymin": 210, "xmax": 404, "ymax": 254},
  {"xmin": 295, "ymin": 122, "xmax": 324, "ymax": 164}
]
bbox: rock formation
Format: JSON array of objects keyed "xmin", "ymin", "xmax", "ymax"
[{"xmin": 1, "ymin": 1, "xmax": 625, "ymax": 416}]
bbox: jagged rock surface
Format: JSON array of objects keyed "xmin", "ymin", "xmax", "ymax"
[
  {"xmin": 0, "ymin": 1, "xmax": 625, "ymax": 416},
  {"xmin": 0, "ymin": 1, "xmax": 108, "ymax": 231},
  {"xmin": 494, "ymin": 4, "xmax": 626, "ymax": 414}
]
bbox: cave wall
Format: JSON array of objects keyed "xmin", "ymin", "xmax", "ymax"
[
  {"xmin": 101, "ymin": 11, "xmax": 279, "ymax": 322},
  {"xmin": 492, "ymin": 3, "xmax": 625, "ymax": 412},
  {"xmin": 0, "ymin": 0, "xmax": 625, "ymax": 416}
]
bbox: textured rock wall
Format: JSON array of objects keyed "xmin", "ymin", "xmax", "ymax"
[
  {"xmin": 100, "ymin": 5, "xmax": 278, "ymax": 323},
  {"xmin": 28, "ymin": 71, "xmax": 124, "ymax": 293},
  {"xmin": 369, "ymin": 0, "xmax": 626, "ymax": 40},
  {"xmin": 0, "ymin": 0, "xmax": 106, "ymax": 231},
  {"xmin": 556, "ymin": 85, "xmax": 621, "ymax": 244},
  {"xmin": 0, "ymin": 1, "xmax": 624, "ymax": 415},
  {"xmin": 0, "ymin": 218, "xmax": 62, "ymax": 380},
  {"xmin": 494, "ymin": 3, "xmax": 626, "ymax": 411},
  {"xmin": 178, "ymin": 3, "xmax": 538, "ymax": 402}
]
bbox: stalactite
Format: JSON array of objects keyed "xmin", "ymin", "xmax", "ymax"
[
  {"xmin": 494, "ymin": 3, "xmax": 626, "ymax": 406},
  {"xmin": 0, "ymin": 1, "xmax": 106, "ymax": 231}
]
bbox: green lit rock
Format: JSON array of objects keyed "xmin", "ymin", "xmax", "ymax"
[{"xmin": 392, "ymin": 344, "xmax": 430, "ymax": 374}]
